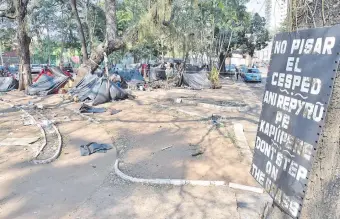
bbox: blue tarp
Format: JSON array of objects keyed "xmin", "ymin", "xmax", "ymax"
[{"xmin": 111, "ymin": 69, "xmax": 144, "ymax": 84}]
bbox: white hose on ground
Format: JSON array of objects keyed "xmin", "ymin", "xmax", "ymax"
[
  {"xmin": 32, "ymin": 118, "xmax": 63, "ymax": 164},
  {"xmin": 114, "ymin": 160, "xmax": 263, "ymax": 193},
  {"xmin": 0, "ymin": 99, "xmax": 63, "ymax": 164}
]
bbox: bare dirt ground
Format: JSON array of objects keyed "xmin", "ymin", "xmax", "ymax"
[{"xmin": 0, "ymin": 76, "xmax": 270, "ymax": 219}]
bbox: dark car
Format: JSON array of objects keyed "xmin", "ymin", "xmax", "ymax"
[
  {"xmin": 225, "ymin": 64, "xmax": 237, "ymax": 75},
  {"xmin": 238, "ymin": 65, "xmax": 248, "ymax": 77}
]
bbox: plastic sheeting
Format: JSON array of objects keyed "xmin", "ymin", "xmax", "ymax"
[
  {"xmin": 149, "ymin": 65, "xmax": 166, "ymax": 82},
  {"xmin": 69, "ymin": 74, "xmax": 129, "ymax": 106},
  {"xmin": 111, "ymin": 69, "xmax": 144, "ymax": 88},
  {"xmin": 26, "ymin": 67, "xmax": 70, "ymax": 96},
  {"xmin": 0, "ymin": 77, "xmax": 18, "ymax": 92},
  {"xmin": 182, "ymin": 66, "xmax": 211, "ymax": 90}
]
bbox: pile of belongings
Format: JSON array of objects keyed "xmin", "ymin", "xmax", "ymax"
[
  {"xmin": 68, "ymin": 73, "xmax": 130, "ymax": 106},
  {"xmin": 26, "ymin": 67, "xmax": 71, "ymax": 96},
  {"xmin": 0, "ymin": 77, "xmax": 18, "ymax": 92},
  {"xmin": 180, "ymin": 65, "xmax": 211, "ymax": 90}
]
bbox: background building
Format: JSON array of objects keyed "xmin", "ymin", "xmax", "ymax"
[{"xmin": 265, "ymin": 0, "xmax": 288, "ymax": 33}]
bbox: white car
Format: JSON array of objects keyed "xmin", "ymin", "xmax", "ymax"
[{"xmin": 31, "ymin": 64, "xmax": 42, "ymax": 74}]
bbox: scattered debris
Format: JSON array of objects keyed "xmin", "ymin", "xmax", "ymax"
[
  {"xmin": 110, "ymin": 109, "xmax": 122, "ymax": 115},
  {"xmin": 41, "ymin": 120, "xmax": 54, "ymax": 129},
  {"xmin": 79, "ymin": 103, "xmax": 106, "ymax": 113},
  {"xmin": 161, "ymin": 146, "xmax": 173, "ymax": 151},
  {"xmin": 36, "ymin": 104, "xmax": 44, "ymax": 109},
  {"xmin": 174, "ymin": 98, "xmax": 182, "ymax": 104},
  {"xmin": 211, "ymin": 114, "xmax": 225, "ymax": 127},
  {"xmin": 192, "ymin": 150, "xmax": 204, "ymax": 157},
  {"xmin": 80, "ymin": 142, "xmax": 113, "ymax": 156}
]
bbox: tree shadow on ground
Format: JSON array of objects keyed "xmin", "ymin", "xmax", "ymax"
[{"xmin": 0, "ymin": 88, "xmax": 262, "ymax": 219}]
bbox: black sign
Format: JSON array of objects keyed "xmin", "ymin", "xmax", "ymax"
[{"xmin": 251, "ymin": 25, "xmax": 340, "ymax": 218}]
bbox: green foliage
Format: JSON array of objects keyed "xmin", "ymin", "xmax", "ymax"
[
  {"xmin": 0, "ymin": 0, "xmax": 271, "ymax": 65},
  {"xmin": 86, "ymin": 2, "xmax": 107, "ymax": 44},
  {"xmin": 209, "ymin": 66, "xmax": 220, "ymax": 87},
  {"xmin": 117, "ymin": 9, "xmax": 133, "ymax": 35},
  {"xmin": 0, "ymin": 25, "xmax": 16, "ymax": 51},
  {"xmin": 246, "ymin": 13, "xmax": 270, "ymax": 56}
]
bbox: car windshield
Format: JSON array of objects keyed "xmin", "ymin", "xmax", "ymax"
[
  {"xmin": 226, "ymin": 65, "xmax": 236, "ymax": 69},
  {"xmin": 31, "ymin": 64, "xmax": 40, "ymax": 67},
  {"xmin": 247, "ymin": 69, "xmax": 260, "ymax": 73}
]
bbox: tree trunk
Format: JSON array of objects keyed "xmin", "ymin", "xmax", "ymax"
[
  {"xmin": 218, "ymin": 52, "xmax": 226, "ymax": 74},
  {"xmin": 59, "ymin": 41, "xmax": 65, "ymax": 67},
  {"xmin": 70, "ymin": 0, "xmax": 88, "ymax": 64},
  {"xmin": 16, "ymin": 0, "xmax": 32, "ymax": 91},
  {"xmin": 72, "ymin": 0, "xmax": 124, "ymax": 86}
]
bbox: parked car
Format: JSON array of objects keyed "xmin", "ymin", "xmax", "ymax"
[
  {"xmin": 31, "ymin": 64, "xmax": 42, "ymax": 74},
  {"xmin": 243, "ymin": 68, "xmax": 262, "ymax": 82},
  {"xmin": 225, "ymin": 64, "xmax": 237, "ymax": 75},
  {"xmin": 238, "ymin": 65, "xmax": 248, "ymax": 77}
]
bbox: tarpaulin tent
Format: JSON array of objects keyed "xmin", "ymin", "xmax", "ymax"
[
  {"xmin": 26, "ymin": 67, "xmax": 70, "ymax": 96},
  {"xmin": 0, "ymin": 77, "xmax": 18, "ymax": 92},
  {"xmin": 69, "ymin": 74, "xmax": 129, "ymax": 105},
  {"xmin": 33, "ymin": 67, "xmax": 72, "ymax": 83},
  {"xmin": 181, "ymin": 65, "xmax": 211, "ymax": 90},
  {"xmin": 110, "ymin": 69, "xmax": 145, "ymax": 89},
  {"xmin": 149, "ymin": 65, "xmax": 166, "ymax": 82},
  {"xmin": 114, "ymin": 69, "xmax": 144, "ymax": 86}
]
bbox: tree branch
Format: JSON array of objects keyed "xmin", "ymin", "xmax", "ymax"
[
  {"xmin": 22, "ymin": 0, "xmax": 30, "ymax": 7},
  {"xmin": 0, "ymin": 11, "xmax": 16, "ymax": 19}
]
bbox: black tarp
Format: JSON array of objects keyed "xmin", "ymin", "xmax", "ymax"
[
  {"xmin": 26, "ymin": 67, "xmax": 70, "ymax": 96},
  {"xmin": 182, "ymin": 66, "xmax": 211, "ymax": 90},
  {"xmin": 69, "ymin": 73, "xmax": 129, "ymax": 105},
  {"xmin": 0, "ymin": 77, "xmax": 18, "ymax": 92},
  {"xmin": 149, "ymin": 65, "xmax": 166, "ymax": 82}
]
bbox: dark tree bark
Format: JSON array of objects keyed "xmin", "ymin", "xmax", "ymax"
[
  {"xmin": 70, "ymin": 0, "xmax": 88, "ymax": 64},
  {"xmin": 0, "ymin": 0, "xmax": 32, "ymax": 90},
  {"xmin": 72, "ymin": 0, "xmax": 124, "ymax": 86},
  {"xmin": 17, "ymin": 8, "xmax": 32, "ymax": 91},
  {"xmin": 218, "ymin": 52, "xmax": 226, "ymax": 74}
]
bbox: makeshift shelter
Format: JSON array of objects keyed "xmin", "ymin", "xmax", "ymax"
[
  {"xmin": 181, "ymin": 65, "xmax": 211, "ymax": 90},
  {"xmin": 0, "ymin": 77, "xmax": 18, "ymax": 92},
  {"xmin": 69, "ymin": 74, "xmax": 129, "ymax": 106},
  {"xmin": 26, "ymin": 67, "xmax": 70, "ymax": 96},
  {"xmin": 149, "ymin": 65, "xmax": 166, "ymax": 82},
  {"xmin": 33, "ymin": 67, "xmax": 72, "ymax": 83}
]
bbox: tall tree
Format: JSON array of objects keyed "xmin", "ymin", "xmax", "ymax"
[
  {"xmin": 246, "ymin": 13, "xmax": 269, "ymax": 57},
  {"xmin": 0, "ymin": 0, "xmax": 32, "ymax": 90},
  {"xmin": 70, "ymin": 0, "xmax": 88, "ymax": 63},
  {"xmin": 73, "ymin": 0, "xmax": 124, "ymax": 85}
]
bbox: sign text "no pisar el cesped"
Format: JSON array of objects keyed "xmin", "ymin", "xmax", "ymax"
[{"xmin": 251, "ymin": 25, "xmax": 340, "ymax": 218}]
